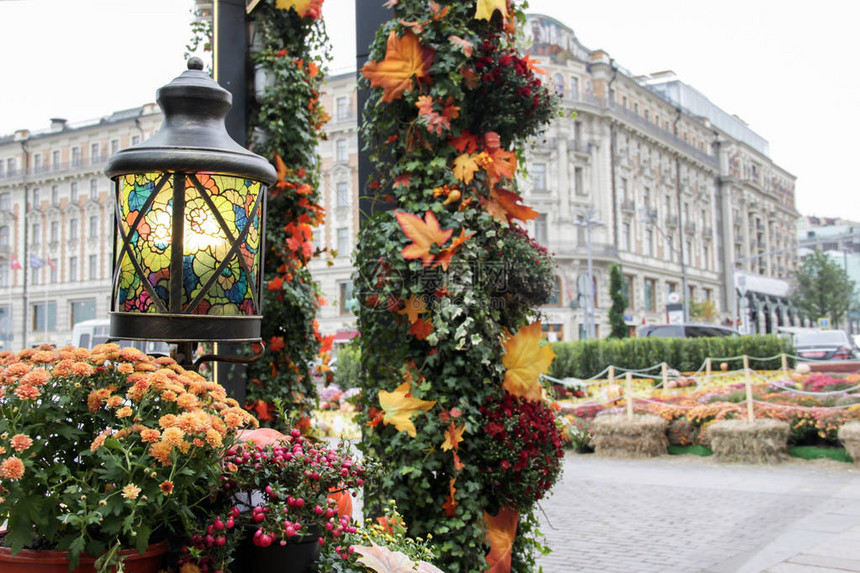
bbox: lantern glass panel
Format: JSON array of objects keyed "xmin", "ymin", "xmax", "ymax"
[{"xmin": 115, "ymin": 172, "xmax": 263, "ymax": 317}]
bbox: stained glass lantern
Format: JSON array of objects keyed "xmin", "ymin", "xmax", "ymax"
[{"xmin": 105, "ymin": 58, "xmax": 276, "ymax": 347}]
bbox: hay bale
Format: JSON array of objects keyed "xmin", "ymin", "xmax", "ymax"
[
  {"xmin": 838, "ymin": 422, "xmax": 860, "ymax": 463},
  {"xmin": 591, "ymin": 414, "xmax": 668, "ymax": 458},
  {"xmin": 706, "ymin": 419, "xmax": 789, "ymax": 464}
]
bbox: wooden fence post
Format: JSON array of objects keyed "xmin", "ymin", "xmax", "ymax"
[
  {"xmin": 781, "ymin": 353, "xmax": 788, "ymax": 375},
  {"xmin": 608, "ymin": 365, "xmax": 615, "ymax": 385},
  {"xmin": 661, "ymin": 362, "xmax": 668, "ymax": 388},
  {"xmin": 626, "ymin": 372, "xmax": 634, "ymax": 421},
  {"xmin": 744, "ymin": 355, "xmax": 754, "ymax": 422},
  {"xmin": 705, "ymin": 357, "xmax": 712, "ymax": 386}
]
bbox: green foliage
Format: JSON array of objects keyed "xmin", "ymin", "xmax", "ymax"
[
  {"xmin": 549, "ymin": 335, "xmax": 792, "ymax": 378},
  {"xmin": 244, "ymin": 1, "xmax": 331, "ymax": 426},
  {"xmin": 793, "ymin": 250, "xmax": 857, "ymax": 327},
  {"xmin": 333, "ymin": 340, "xmax": 362, "ymax": 389},
  {"xmin": 608, "ymin": 264, "xmax": 627, "ymax": 338},
  {"xmin": 355, "ymin": 2, "xmax": 561, "ymax": 571}
]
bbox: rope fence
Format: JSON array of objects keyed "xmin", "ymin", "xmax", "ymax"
[{"xmin": 545, "ymin": 352, "xmax": 860, "ymax": 424}]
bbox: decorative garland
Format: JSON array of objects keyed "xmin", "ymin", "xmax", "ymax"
[
  {"xmin": 355, "ymin": 1, "xmax": 564, "ymax": 571},
  {"xmin": 244, "ymin": 0, "xmax": 332, "ymax": 427}
]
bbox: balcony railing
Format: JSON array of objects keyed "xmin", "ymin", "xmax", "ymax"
[
  {"xmin": 0, "ymin": 154, "xmax": 110, "ymax": 180},
  {"xmin": 547, "ymin": 241, "xmax": 619, "ymax": 259}
]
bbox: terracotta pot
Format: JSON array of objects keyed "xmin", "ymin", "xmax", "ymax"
[{"xmin": 0, "ymin": 540, "xmax": 169, "ymax": 573}]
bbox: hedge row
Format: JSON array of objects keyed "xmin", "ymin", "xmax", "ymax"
[{"xmin": 549, "ymin": 335, "xmax": 793, "ymax": 379}]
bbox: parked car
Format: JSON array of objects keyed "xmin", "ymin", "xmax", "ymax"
[
  {"xmin": 789, "ymin": 329, "xmax": 857, "ymax": 360},
  {"xmin": 639, "ymin": 323, "xmax": 740, "ymax": 338}
]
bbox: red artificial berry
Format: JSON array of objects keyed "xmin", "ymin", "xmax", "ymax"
[
  {"xmin": 225, "ymin": 517, "xmax": 235, "ymax": 529},
  {"xmin": 290, "ymin": 429, "xmax": 301, "ymax": 438},
  {"xmin": 314, "ymin": 505, "xmax": 324, "ymax": 515},
  {"xmin": 205, "ymin": 534, "xmax": 215, "ymax": 546},
  {"xmin": 318, "ymin": 537, "xmax": 325, "ymax": 545},
  {"xmin": 252, "ymin": 513, "xmax": 265, "ymax": 523},
  {"xmin": 215, "ymin": 536, "xmax": 226, "ymax": 547},
  {"xmin": 294, "ymin": 498, "xmax": 305, "ymax": 508},
  {"xmin": 285, "ymin": 526, "xmax": 296, "ymax": 537},
  {"xmin": 206, "ymin": 525, "xmax": 215, "ymax": 535},
  {"xmin": 255, "ymin": 533, "xmax": 273, "ymax": 548},
  {"xmin": 214, "ymin": 519, "xmax": 225, "ymax": 531}
]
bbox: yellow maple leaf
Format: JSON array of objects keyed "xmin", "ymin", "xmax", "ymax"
[
  {"xmin": 395, "ymin": 210, "xmax": 454, "ymax": 266},
  {"xmin": 275, "ymin": 0, "xmax": 312, "ymax": 16},
  {"xmin": 441, "ymin": 422, "xmax": 465, "ymax": 451},
  {"xmin": 378, "ymin": 381, "xmax": 436, "ymax": 438},
  {"xmin": 502, "ymin": 322, "xmax": 555, "ymax": 401},
  {"xmin": 397, "ymin": 294, "xmax": 429, "ymax": 324},
  {"xmin": 474, "ymin": 0, "xmax": 507, "ymax": 21},
  {"xmin": 453, "ymin": 153, "xmax": 480, "ymax": 184},
  {"xmin": 360, "ymin": 31, "xmax": 435, "ymax": 103}
]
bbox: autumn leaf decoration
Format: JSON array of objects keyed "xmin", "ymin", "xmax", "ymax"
[
  {"xmin": 397, "ymin": 294, "xmax": 434, "ymax": 341},
  {"xmin": 502, "ymin": 322, "xmax": 555, "ymax": 401},
  {"xmin": 474, "ymin": 0, "xmax": 508, "ymax": 22},
  {"xmin": 396, "ymin": 210, "xmax": 473, "ymax": 271},
  {"xmin": 378, "ymin": 380, "xmax": 437, "ymax": 438},
  {"xmin": 442, "ymin": 421, "xmax": 466, "ymax": 470},
  {"xmin": 360, "ymin": 30, "xmax": 435, "ymax": 103},
  {"xmin": 484, "ymin": 507, "xmax": 519, "ymax": 573},
  {"xmin": 354, "ymin": 542, "xmax": 445, "ymax": 573}
]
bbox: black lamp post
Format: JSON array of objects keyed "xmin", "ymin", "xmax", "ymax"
[{"xmin": 105, "ymin": 57, "xmax": 276, "ymax": 368}]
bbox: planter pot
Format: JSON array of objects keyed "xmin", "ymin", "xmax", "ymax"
[
  {"xmin": 0, "ymin": 540, "xmax": 169, "ymax": 573},
  {"xmin": 233, "ymin": 528, "xmax": 320, "ymax": 573}
]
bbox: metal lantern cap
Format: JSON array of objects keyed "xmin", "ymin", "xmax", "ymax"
[{"xmin": 105, "ymin": 57, "xmax": 276, "ymax": 185}]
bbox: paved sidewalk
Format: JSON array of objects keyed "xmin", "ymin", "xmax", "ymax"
[{"xmin": 536, "ymin": 453, "xmax": 860, "ymax": 573}]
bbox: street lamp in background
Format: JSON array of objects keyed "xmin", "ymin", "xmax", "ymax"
[
  {"xmin": 105, "ymin": 58, "xmax": 277, "ymax": 369},
  {"xmin": 574, "ymin": 210, "xmax": 603, "ymax": 339}
]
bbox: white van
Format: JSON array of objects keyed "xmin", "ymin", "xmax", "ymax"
[{"xmin": 71, "ymin": 318, "xmax": 170, "ymax": 355}]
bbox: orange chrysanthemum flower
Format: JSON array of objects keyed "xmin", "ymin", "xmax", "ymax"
[
  {"xmin": 121, "ymin": 483, "xmax": 141, "ymax": 500},
  {"xmin": 0, "ymin": 456, "xmax": 25, "ymax": 480},
  {"xmin": 159, "ymin": 480, "xmax": 174, "ymax": 495},
  {"xmin": 10, "ymin": 434, "xmax": 33, "ymax": 453}
]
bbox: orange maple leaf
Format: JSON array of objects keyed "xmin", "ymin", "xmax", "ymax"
[
  {"xmin": 378, "ymin": 381, "xmax": 436, "ymax": 438},
  {"xmin": 395, "ymin": 210, "xmax": 453, "ymax": 266},
  {"xmin": 396, "ymin": 294, "xmax": 429, "ymax": 324},
  {"xmin": 448, "ymin": 35, "xmax": 474, "ymax": 57},
  {"xmin": 360, "ymin": 31, "xmax": 435, "ymax": 103},
  {"xmin": 276, "ymin": 0, "xmax": 312, "ymax": 17},
  {"xmin": 449, "ymin": 130, "xmax": 479, "ymax": 154},
  {"xmin": 502, "ymin": 322, "xmax": 555, "ymax": 401},
  {"xmin": 453, "ymin": 153, "xmax": 480, "ymax": 185},
  {"xmin": 485, "ymin": 188, "xmax": 538, "ymax": 223},
  {"xmin": 433, "ymin": 228, "xmax": 474, "ymax": 271},
  {"xmin": 441, "ymin": 422, "xmax": 465, "ymax": 451},
  {"xmin": 484, "ymin": 507, "xmax": 519, "ymax": 573},
  {"xmin": 443, "ymin": 477, "xmax": 458, "ymax": 517},
  {"xmin": 270, "ymin": 336, "xmax": 286, "ymax": 353},
  {"xmin": 393, "ymin": 173, "xmax": 412, "ymax": 188},
  {"xmin": 475, "ymin": 0, "xmax": 507, "ymax": 21},
  {"xmin": 523, "ymin": 54, "xmax": 546, "ymax": 75},
  {"xmin": 409, "ymin": 318, "xmax": 434, "ymax": 340}
]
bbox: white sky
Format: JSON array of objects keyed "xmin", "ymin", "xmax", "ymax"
[{"xmin": 1, "ymin": 0, "xmax": 855, "ymax": 221}]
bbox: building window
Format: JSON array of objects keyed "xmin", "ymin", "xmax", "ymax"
[
  {"xmin": 336, "ymin": 139, "xmax": 347, "ymax": 162},
  {"xmin": 621, "ymin": 222, "xmax": 631, "ymax": 252},
  {"xmin": 90, "ymin": 178, "xmax": 98, "ymax": 195},
  {"xmin": 131, "ymin": 135, "xmax": 141, "ymax": 145},
  {"xmin": 622, "ymin": 275, "xmax": 634, "ymax": 310},
  {"xmin": 553, "ymin": 73, "xmax": 564, "ymax": 95},
  {"xmin": 33, "ymin": 154, "xmax": 42, "ymax": 171},
  {"xmin": 532, "ymin": 162, "xmax": 547, "ymax": 190},
  {"xmin": 33, "ymin": 301, "xmax": 57, "ymax": 331},
  {"xmin": 89, "ymin": 254, "xmax": 98, "ymax": 280},
  {"xmin": 32, "ymin": 223, "xmax": 41, "ymax": 245},
  {"xmin": 619, "ymin": 177, "xmax": 628, "ymax": 202},
  {"xmin": 336, "ymin": 227, "xmax": 349, "ymax": 256},
  {"xmin": 6, "ymin": 158, "xmax": 16, "ymax": 176},
  {"xmin": 569, "ymin": 77, "xmax": 579, "ymax": 99},
  {"xmin": 685, "ymin": 240, "xmax": 692, "ymax": 265},
  {"xmin": 544, "ymin": 276, "xmax": 562, "ymax": 306},
  {"xmin": 0, "ymin": 193, "xmax": 9, "ymax": 211},
  {"xmin": 70, "ymin": 299, "xmax": 97, "ymax": 327},
  {"xmin": 69, "ymin": 256, "xmax": 78, "ymax": 282},
  {"xmin": 50, "ymin": 221, "xmax": 59, "ymax": 243},
  {"xmin": 0, "ymin": 268, "xmax": 8, "ymax": 288},
  {"xmin": 336, "ymin": 96, "xmax": 349, "ymax": 120},
  {"xmin": 31, "ymin": 267, "xmax": 40, "ymax": 285},
  {"xmin": 70, "ymin": 218, "xmax": 79, "ymax": 240},
  {"xmin": 71, "ymin": 147, "xmax": 81, "ymax": 167},
  {"xmin": 89, "ymin": 216, "xmax": 98, "ymax": 239},
  {"xmin": 70, "ymin": 182, "xmax": 79, "ymax": 203},
  {"xmin": 50, "ymin": 263, "xmax": 57, "ymax": 284},
  {"xmin": 52, "ymin": 150, "xmax": 61, "ymax": 169},
  {"xmin": 32, "ymin": 188, "xmax": 40, "ymax": 207},
  {"xmin": 111, "ymin": 139, "xmax": 120, "ymax": 155},
  {"xmin": 534, "ymin": 214, "xmax": 548, "ymax": 245},
  {"xmin": 339, "ymin": 281, "xmax": 356, "ymax": 315},
  {"xmin": 644, "ymin": 278, "xmax": 656, "ymax": 311},
  {"xmin": 90, "ymin": 142, "xmax": 100, "ymax": 162},
  {"xmin": 0, "ymin": 226, "xmax": 7, "ymax": 248},
  {"xmin": 644, "ymin": 229, "xmax": 653, "ymax": 257},
  {"xmin": 574, "ymin": 167, "xmax": 585, "ymax": 196},
  {"xmin": 51, "ymin": 185, "xmax": 59, "ymax": 206},
  {"xmin": 336, "ymin": 181, "xmax": 349, "ymax": 207}
]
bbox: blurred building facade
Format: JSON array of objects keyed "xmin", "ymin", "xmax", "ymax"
[
  {"xmin": 0, "ymin": 107, "xmax": 162, "ymax": 350},
  {"xmin": 311, "ymin": 13, "xmax": 800, "ymax": 340}
]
